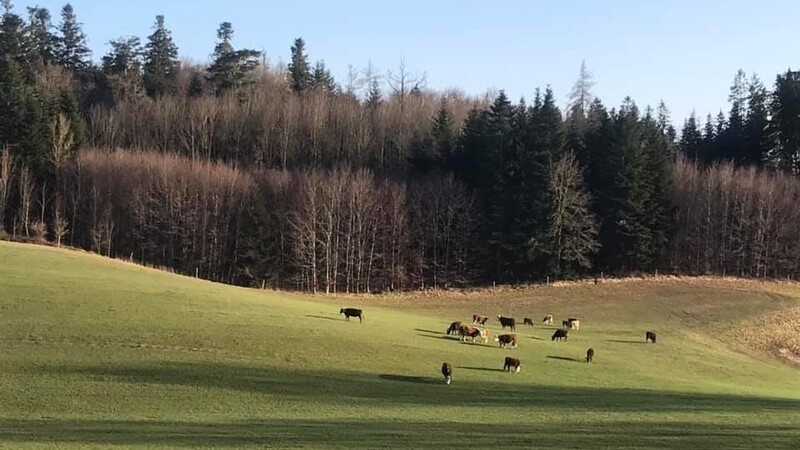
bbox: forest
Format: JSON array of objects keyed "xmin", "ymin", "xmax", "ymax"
[{"xmin": 2, "ymin": 2, "xmax": 800, "ymax": 292}]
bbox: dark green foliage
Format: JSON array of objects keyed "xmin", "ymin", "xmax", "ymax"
[
  {"xmin": 409, "ymin": 97, "xmax": 456, "ymax": 172},
  {"xmin": 207, "ymin": 22, "xmax": 261, "ymax": 95},
  {"xmin": 102, "ymin": 37, "xmax": 142, "ymax": 75},
  {"xmin": 26, "ymin": 6, "xmax": 57, "ymax": 67},
  {"xmin": 680, "ymin": 113, "xmax": 703, "ymax": 162},
  {"xmin": 55, "ymin": 3, "xmax": 90, "ymax": 72},
  {"xmin": 143, "ymin": 15, "xmax": 179, "ymax": 98},
  {"xmin": 288, "ymin": 38, "xmax": 311, "ymax": 93},
  {"xmin": 310, "ymin": 60, "xmax": 336, "ymax": 93},
  {"xmin": 770, "ymin": 70, "xmax": 800, "ymax": 173},
  {"xmin": 744, "ymin": 74, "xmax": 770, "ymax": 166}
]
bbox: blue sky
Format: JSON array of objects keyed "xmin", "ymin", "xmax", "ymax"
[{"xmin": 16, "ymin": 0, "xmax": 800, "ymax": 125}]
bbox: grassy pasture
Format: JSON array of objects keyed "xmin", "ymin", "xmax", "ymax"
[{"xmin": 1, "ymin": 241, "xmax": 799, "ymax": 449}]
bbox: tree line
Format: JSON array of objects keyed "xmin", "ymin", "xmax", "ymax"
[{"xmin": 2, "ymin": 3, "xmax": 800, "ymax": 290}]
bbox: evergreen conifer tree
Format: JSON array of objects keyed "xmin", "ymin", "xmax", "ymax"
[{"xmin": 143, "ymin": 15, "xmax": 179, "ymax": 98}]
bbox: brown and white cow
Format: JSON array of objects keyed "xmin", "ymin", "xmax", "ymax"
[
  {"xmin": 645, "ymin": 331, "xmax": 657, "ymax": 343},
  {"xmin": 542, "ymin": 315, "xmax": 554, "ymax": 325},
  {"xmin": 459, "ymin": 325, "xmax": 488, "ymax": 343},
  {"xmin": 472, "ymin": 314, "xmax": 489, "ymax": 326},
  {"xmin": 523, "ymin": 317, "xmax": 534, "ymax": 326},
  {"xmin": 495, "ymin": 334, "xmax": 517, "ymax": 349}
]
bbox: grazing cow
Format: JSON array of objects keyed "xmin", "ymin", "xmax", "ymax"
[
  {"xmin": 340, "ymin": 308, "xmax": 363, "ymax": 323},
  {"xmin": 645, "ymin": 331, "xmax": 657, "ymax": 343},
  {"xmin": 459, "ymin": 325, "xmax": 486, "ymax": 343},
  {"xmin": 446, "ymin": 321, "xmax": 462, "ymax": 336},
  {"xmin": 569, "ymin": 319, "xmax": 581, "ymax": 331},
  {"xmin": 586, "ymin": 348, "xmax": 594, "ymax": 363},
  {"xmin": 542, "ymin": 315, "xmax": 554, "ymax": 325},
  {"xmin": 562, "ymin": 320, "xmax": 571, "ymax": 329},
  {"xmin": 523, "ymin": 317, "xmax": 534, "ymax": 326},
  {"xmin": 495, "ymin": 334, "xmax": 517, "ymax": 348},
  {"xmin": 441, "ymin": 362, "xmax": 453, "ymax": 385},
  {"xmin": 472, "ymin": 314, "xmax": 489, "ymax": 325},
  {"xmin": 552, "ymin": 329, "xmax": 569, "ymax": 341},
  {"xmin": 503, "ymin": 357, "xmax": 521, "ymax": 373},
  {"xmin": 498, "ymin": 315, "xmax": 516, "ymax": 331}
]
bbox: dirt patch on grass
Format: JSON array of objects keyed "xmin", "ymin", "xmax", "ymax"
[{"xmin": 723, "ymin": 307, "xmax": 800, "ymax": 367}]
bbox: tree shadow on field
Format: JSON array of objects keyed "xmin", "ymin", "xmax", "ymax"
[
  {"xmin": 379, "ymin": 374, "xmax": 438, "ymax": 384},
  {"xmin": 546, "ymin": 356, "xmax": 583, "ymax": 363},
  {"xmin": 1, "ymin": 418, "xmax": 799, "ymax": 448},
  {"xmin": 605, "ymin": 339, "xmax": 647, "ymax": 344},
  {"xmin": 455, "ymin": 366, "xmax": 505, "ymax": 373},
  {"xmin": 31, "ymin": 362, "xmax": 800, "ymax": 413},
  {"xmin": 305, "ymin": 315, "xmax": 343, "ymax": 322}
]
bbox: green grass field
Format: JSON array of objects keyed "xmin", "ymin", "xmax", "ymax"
[{"xmin": 1, "ymin": 240, "xmax": 799, "ymax": 449}]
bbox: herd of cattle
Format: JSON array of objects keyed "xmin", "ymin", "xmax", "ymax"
[{"xmin": 339, "ymin": 307, "xmax": 658, "ymax": 384}]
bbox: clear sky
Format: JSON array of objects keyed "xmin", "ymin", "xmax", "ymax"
[{"xmin": 16, "ymin": 0, "xmax": 800, "ymax": 126}]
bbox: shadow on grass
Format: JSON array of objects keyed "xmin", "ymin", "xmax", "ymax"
[
  {"xmin": 605, "ymin": 339, "xmax": 647, "ymax": 344},
  {"xmin": 379, "ymin": 374, "xmax": 438, "ymax": 384},
  {"xmin": 454, "ymin": 366, "xmax": 505, "ymax": 373},
  {"xmin": 31, "ymin": 362, "xmax": 800, "ymax": 413},
  {"xmin": 546, "ymin": 356, "xmax": 583, "ymax": 363},
  {"xmin": 414, "ymin": 328, "xmax": 443, "ymax": 335},
  {"xmin": 416, "ymin": 334, "xmax": 460, "ymax": 341},
  {"xmin": 0, "ymin": 418, "xmax": 798, "ymax": 448},
  {"xmin": 529, "ymin": 336, "xmax": 546, "ymax": 341},
  {"xmin": 305, "ymin": 315, "xmax": 343, "ymax": 322}
]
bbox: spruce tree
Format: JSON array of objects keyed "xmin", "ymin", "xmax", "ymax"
[
  {"xmin": 1, "ymin": 2, "xmax": 31, "ymax": 76},
  {"xmin": 56, "ymin": 3, "xmax": 90, "ymax": 72},
  {"xmin": 680, "ymin": 112, "xmax": 703, "ymax": 162},
  {"xmin": 143, "ymin": 15, "xmax": 179, "ymax": 98},
  {"xmin": 310, "ymin": 60, "xmax": 336, "ymax": 93},
  {"xmin": 744, "ymin": 74, "xmax": 770, "ymax": 166},
  {"xmin": 770, "ymin": 70, "xmax": 800, "ymax": 173},
  {"xmin": 26, "ymin": 6, "xmax": 58, "ymax": 67},
  {"xmin": 288, "ymin": 37, "xmax": 311, "ymax": 93},
  {"xmin": 102, "ymin": 37, "xmax": 142, "ymax": 75},
  {"xmin": 206, "ymin": 22, "xmax": 261, "ymax": 95}
]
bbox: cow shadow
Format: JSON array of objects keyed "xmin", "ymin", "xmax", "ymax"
[
  {"xmin": 414, "ymin": 328, "xmax": 442, "ymax": 335},
  {"xmin": 455, "ymin": 366, "xmax": 505, "ymax": 373},
  {"xmin": 605, "ymin": 339, "xmax": 647, "ymax": 344},
  {"xmin": 305, "ymin": 315, "xmax": 342, "ymax": 322},
  {"xmin": 546, "ymin": 356, "xmax": 584, "ymax": 363},
  {"xmin": 416, "ymin": 334, "xmax": 460, "ymax": 341},
  {"xmin": 379, "ymin": 374, "xmax": 438, "ymax": 384},
  {"xmin": 529, "ymin": 336, "xmax": 546, "ymax": 341}
]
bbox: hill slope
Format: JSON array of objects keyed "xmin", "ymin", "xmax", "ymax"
[{"xmin": 1, "ymin": 241, "xmax": 799, "ymax": 449}]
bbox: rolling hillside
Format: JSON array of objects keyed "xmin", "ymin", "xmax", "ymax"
[{"xmin": 1, "ymin": 241, "xmax": 799, "ymax": 449}]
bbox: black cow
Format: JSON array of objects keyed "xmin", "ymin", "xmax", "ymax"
[
  {"xmin": 340, "ymin": 308, "xmax": 363, "ymax": 323},
  {"xmin": 645, "ymin": 331, "xmax": 657, "ymax": 343},
  {"xmin": 503, "ymin": 357, "xmax": 521, "ymax": 373},
  {"xmin": 523, "ymin": 317, "xmax": 534, "ymax": 326},
  {"xmin": 441, "ymin": 362, "xmax": 453, "ymax": 385},
  {"xmin": 551, "ymin": 329, "xmax": 568, "ymax": 341},
  {"xmin": 586, "ymin": 348, "xmax": 594, "ymax": 363},
  {"xmin": 562, "ymin": 320, "xmax": 571, "ymax": 329},
  {"xmin": 446, "ymin": 321, "xmax": 462, "ymax": 335},
  {"xmin": 498, "ymin": 315, "xmax": 516, "ymax": 331},
  {"xmin": 495, "ymin": 334, "xmax": 517, "ymax": 348}
]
